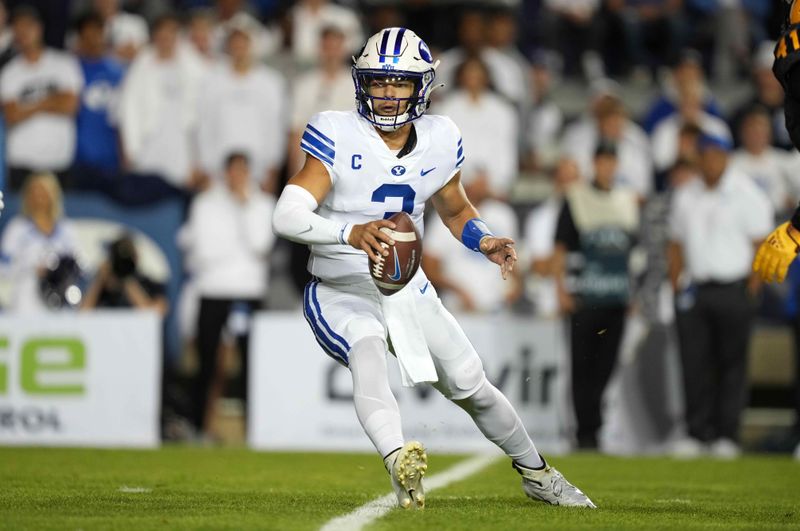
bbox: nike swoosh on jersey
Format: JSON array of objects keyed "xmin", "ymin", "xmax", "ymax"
[
  {"xmin": 298, "ymin": 225, "xmax": 313, "ymax": 235},
  {"xmin": 388, "ymin": 248, "xmax": 402, "ymax": 281},
  {"xmin": 419, "ymin": 281, "xmax": 429, "ymax": 294},
  {"xmin": 420, "ymin": 167, "xmax": 436, "ymax": 176}
]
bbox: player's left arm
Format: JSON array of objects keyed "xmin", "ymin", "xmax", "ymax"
[{"xmin": 431, "ymin": 172, "xmax": 517, "ymax": 280}]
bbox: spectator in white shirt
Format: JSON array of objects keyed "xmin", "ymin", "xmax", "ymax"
[
  {"xmin": 288, "ymin": 25, "xmax": 353, "ymax": 176},
  {"xmin": 436, "ymin": 55, "xmax": 519, "ymax": 200},
  {"xmin": 561, "ymin": 88, "xmax": 653, "ymax": 198},
  {"xmin": 178, "ymin": 152, "xmax": 276, "ymax": 437},
  {"xmin": 423, "ymin": 169, "xmax": 521, "ymax": 313},
  {"xmin": 195, "ymin": 15, "xmax": 288, "ymax": 193},
  {"xmin": 730, "ymin": 105, "xmax": 800, "ymax": 216},
  {"xmin": 668, "ymin": 134, "xmax": 772, "ymax": 459},
  {"xmin": 289, "ymin": 0, "xmax": 363, "ymax": 70},
  {"xmin": 93, "ymin": 0, "xmax": 148, "ymax": 63},
  {"xmin": 1, "ymin": 6, "xmax": 82, "ymax": 191},
  {"xmin": 119, "ymin": 12, "xmax": 207, "ymax": 190},
  {"xmin": 0, "ymin": 172, "xmax": 79, "ymax": 314}
]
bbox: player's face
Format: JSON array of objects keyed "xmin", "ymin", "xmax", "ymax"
[{"xmin": 367, "ymin": 77, "xmax": 415, "ymax": 116}]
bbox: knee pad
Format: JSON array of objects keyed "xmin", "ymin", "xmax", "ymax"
[{"xmin": 433, "ymin": 345, "xmax": 486, "ymax": 401}]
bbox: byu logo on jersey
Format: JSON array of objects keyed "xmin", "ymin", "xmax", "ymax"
[{"xmin": 391, "ymin": 165, "xmax": 406, "ymax": 176}]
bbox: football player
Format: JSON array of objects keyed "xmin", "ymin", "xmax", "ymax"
[
  {"xmin": 272, "ymin": 28, "xmax": 596, "ymax": 509},
  {"xmin": 754, "ymin": 0, "xmax": 800, "ymax": 283},
  {"xmin": 752, "ymin": 0, "xmax": 800, "ymax": 461}
]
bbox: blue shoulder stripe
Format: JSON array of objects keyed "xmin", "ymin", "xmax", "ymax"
[
  {"xmin": 456, "ymin": 156, "xmax": 465, "ymax": 167},
  {"xmin": 306, "ymin": 123, "xmax": 335, "ymax": 147},
  {"xmin": 302, "ymin": 131, "xmax": 335, "ymax": 159},
  {"xmin": 301, "ymin": 141, "xmax": 334, "ymax": 166}
]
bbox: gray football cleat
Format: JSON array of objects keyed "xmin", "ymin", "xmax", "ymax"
[
  {"xmin": 513, "ymin": 460, "xmax": 597, "ymax": 508},
  {"xmin": 386, "ymin": 441, "xmax": 428, "ymax": 509}
]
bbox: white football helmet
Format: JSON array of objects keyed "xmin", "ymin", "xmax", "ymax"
[{"xmin": 352, "ymin": 27, "xmax": 441, "ymax": 131}]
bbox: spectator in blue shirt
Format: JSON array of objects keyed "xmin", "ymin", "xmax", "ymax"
[{"xmin": 74, "ymin": 11, "xmax": 124, "ymax": 176}]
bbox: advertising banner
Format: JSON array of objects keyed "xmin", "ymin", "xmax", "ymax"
[
  {"xmin": 249, "ymin": 313, "xmax": 570, "ymax": 454},
  {"xmin": 0, "ymin": 311, "xmax": 161, "ymax": 447}
]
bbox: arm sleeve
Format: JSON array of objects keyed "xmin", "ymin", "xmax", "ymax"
[
  {"xmin": 300, "ymin": 113, "xmax": 337, "ymax": 181},
  {"xmin": 554, "ymin": 201, "xmax": 580, "ymax": 251},
  {"xmin": 272, "ymin": 184, "xmax": 352, "ymax": 245}
]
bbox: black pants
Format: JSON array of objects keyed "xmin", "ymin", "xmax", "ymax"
[
  {"xmin": 675, "ymin": 281, "xmax": 754, "ymax": 443},
  {"xmin": 191, "ymin": 297, "xmax": 261, "ymax": 433},
  {"xmin": 570, "ymin": 305, "xmax": 627, "ymax": 448}
]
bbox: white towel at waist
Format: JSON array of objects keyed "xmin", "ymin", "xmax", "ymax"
[{"xmin": 380, "ymin": 285, "xmax": 438, "ymax": 387}]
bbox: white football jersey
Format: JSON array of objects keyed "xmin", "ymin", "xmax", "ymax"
[{"xmin": 300, "ymin": 110, "xmax": 465, "ymax": 283}]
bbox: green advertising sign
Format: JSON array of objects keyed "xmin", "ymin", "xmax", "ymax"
[{"xmin": 0, "ymin": 337, "xmax": 86, "ymax": 396}]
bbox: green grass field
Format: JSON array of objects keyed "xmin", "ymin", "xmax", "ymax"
[{"xmin": 1, "ymin": 447, "xmax": 798, "ymax": 530}]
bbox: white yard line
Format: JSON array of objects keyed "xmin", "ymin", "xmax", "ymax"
[{"xmin": 320, "ymin": 453, "xmax": 501, "ymax": 531}]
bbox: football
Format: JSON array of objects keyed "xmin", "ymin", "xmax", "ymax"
[{"xmin": 370, "ymin": 212, "xmax": 422, "ymax": 295}]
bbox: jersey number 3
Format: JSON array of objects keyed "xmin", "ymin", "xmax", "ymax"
[{"xmin": 371, "ymin": 184, "xmax": 416, "ymax": 219}]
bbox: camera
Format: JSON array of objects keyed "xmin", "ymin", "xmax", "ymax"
[{"xmin": 109, "ymin": 235, "xmax": 137, "ymax": 279}]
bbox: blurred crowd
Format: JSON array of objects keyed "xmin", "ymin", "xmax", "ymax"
[{"xmin": 0, "ymin": 0, "xmax": 797, "ymax": 454}]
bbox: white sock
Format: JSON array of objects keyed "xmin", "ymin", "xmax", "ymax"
[
  {"xmin": 349, "ymin": 337, "xmax": 405, "ymax": 458},
  {"xmin": 454, "ymin": 379, "xmax": 544, "ymax": 469}
]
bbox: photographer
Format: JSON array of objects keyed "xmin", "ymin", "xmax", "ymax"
[{"xmin": 81, "ymin": 234, "xmax": 167, "ymax": 314}]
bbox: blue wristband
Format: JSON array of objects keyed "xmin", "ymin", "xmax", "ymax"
[{"xmin": 461, "ymin": 218, "xmax": 493, "ymax": 252}]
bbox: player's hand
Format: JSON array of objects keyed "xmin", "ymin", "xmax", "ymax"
[
  {"xmin": 348, "ymin": 219, "xmax": 397, "ymax": 264},
  {"xmin": 752, "ymin": 222, "xmax": 800, "ymax": 283},
  {"xmin": 480, "ymin": 236, "xmax": 517, "ymax": 280}
]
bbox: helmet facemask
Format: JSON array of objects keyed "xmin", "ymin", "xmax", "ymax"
[{"xmin": 353, "ymin": 68, "xmax": 437, "ymax": 132}]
